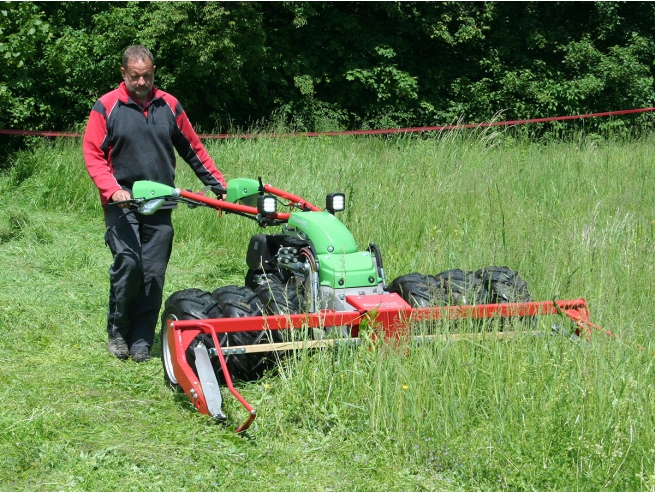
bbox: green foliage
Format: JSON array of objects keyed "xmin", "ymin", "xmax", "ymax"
[
  {"xmin": 0, "ymin": 1, "xmax": 49, "ymax": 129},
  {"xmin": 2, "ymin": 1, "xmax": 655, "ymax": 143},
  {"xmin": 137, "ymin": 2, "xmax": 270, "ymax": 128}
]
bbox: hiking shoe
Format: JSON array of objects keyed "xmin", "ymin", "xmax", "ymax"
[
  {"xmin": 107, "ymin": 336, "xmax": 129, "ymax": 360},
  {"xmin": 131, "ymin": 351, "xmax": 151, "ymax": 363}
]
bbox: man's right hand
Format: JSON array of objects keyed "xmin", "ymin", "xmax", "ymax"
[{"xmin": 111, "ymin": 189, "xmax": 132, "ymax": 208}]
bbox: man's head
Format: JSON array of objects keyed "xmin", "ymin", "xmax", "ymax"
[{"xmin": 120, "ymin": 45, "xmax": 155, "ymax": 104}]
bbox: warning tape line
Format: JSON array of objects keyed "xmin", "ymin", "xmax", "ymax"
[
  {"xmin": 2, "ymin": 107, "xmax": 654, "ymax": 139},
  {"xmin": 0, "ymin": 129, "xmax": 84, "ymax": 138}
]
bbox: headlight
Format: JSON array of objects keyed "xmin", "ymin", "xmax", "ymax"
[
  {"xmin": 326, "ymin": 193, "xmax": 345, "ymax": 213},
  {"xmin": 257, "ymin": 195, "xmax": 277, "ymax": 214}
]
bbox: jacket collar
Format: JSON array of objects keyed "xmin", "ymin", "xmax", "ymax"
[{"xmin": 117, "ymin": 81, "xmax": 161, "ymax": 106}]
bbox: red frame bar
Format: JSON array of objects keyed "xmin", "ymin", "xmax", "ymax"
[
  {"xmin": 177, "ymin": 189, "xmax": 291, "ymax": 220},
  {"xmin": 201, "ymin": 322, "xmax": 257, "ymax": 432},
  {"xmin": 167, "ymin": 296, "xmax": 595, "ymax": 432},
  {"xmin": 177, "ymin": 186, "xmax": 320, "ymax": 219},
  {"xmin": 261, "ymin": 184, "xmax": 321, "ymax": 211}
]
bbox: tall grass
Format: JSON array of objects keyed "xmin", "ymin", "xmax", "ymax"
[{"xmin": 1, "ymin": 131, "xmax": 655, "ymax": 490}]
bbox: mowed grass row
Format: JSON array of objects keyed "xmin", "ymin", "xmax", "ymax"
[{"xmin": 0, "ymin": 132, "xmax": 654, "ymax": 490}]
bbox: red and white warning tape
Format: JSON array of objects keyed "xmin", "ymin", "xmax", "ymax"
[{"xmin": 1, "ymin": 107, "xmax": 654, "ymax": 139}]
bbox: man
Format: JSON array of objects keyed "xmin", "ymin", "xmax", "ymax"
[{"xmin": 83, "ymin": 45, "xmax": 226, "ymax": 362}]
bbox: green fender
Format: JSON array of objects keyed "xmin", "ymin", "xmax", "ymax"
[{"xmin": 288, "ymin": 211, "xmax": 378, "ymax": 288}]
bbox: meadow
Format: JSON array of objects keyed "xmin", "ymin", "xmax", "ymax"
[{"xmin": 1, "ymin": 130, "xmax": 655, "ymax": 490}]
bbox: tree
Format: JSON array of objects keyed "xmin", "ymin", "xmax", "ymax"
[
  {"xmin": 2, "ymin": 1, "xmax": 655, "ymax": 138},
  {"xmin": 0, "ymin": 1, "xmax": 49, "ymax": 129}
]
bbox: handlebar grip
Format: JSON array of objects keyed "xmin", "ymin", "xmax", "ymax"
[
  {"xmin": 108, "ymin": 199, "xmax": 135, "ymax": 206},
  {"xmin": 210, "ymin": 185, "xmax": 227, "ymax": 196}
]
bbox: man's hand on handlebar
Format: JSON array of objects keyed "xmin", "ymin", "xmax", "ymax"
[
  {"xmin": 210, "ymin": 185, "xmax": 227, "ymax": 200},
  {"xmin": 111, "ymin": 189, "xmax": 132, "ymax": 208}
]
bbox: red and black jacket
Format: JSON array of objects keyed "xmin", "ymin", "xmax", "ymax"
[{"xmin": 83, "ymin": 82, "xmax": 226, "ymax": 206}]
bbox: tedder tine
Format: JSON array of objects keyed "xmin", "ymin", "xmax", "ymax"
[{"xmin": 194, "ymin": 342, "xmax": 227, "ymax": 422}]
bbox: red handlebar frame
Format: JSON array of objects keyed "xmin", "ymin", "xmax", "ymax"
[{"xmin": 176, "ymin": 184, "xmax": 321, "ymax": 221}]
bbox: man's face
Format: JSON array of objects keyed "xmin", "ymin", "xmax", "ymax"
[{"xmin": 120, "ymin": 58, "xmax": 155, "ymax": 102}]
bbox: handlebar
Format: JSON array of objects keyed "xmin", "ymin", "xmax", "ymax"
[{"xmin": 113, "ymin": 179, "xmax": 322, "ymax": 226}]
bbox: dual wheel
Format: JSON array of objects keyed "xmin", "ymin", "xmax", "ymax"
[
  {"xmin": 388, "ymin": 265, "xmax": 533, "ymax": 331},
  {"xmin": 161, "ymin": 279, "xmax": 303, "ymax": 389},
  {"xmin": 388, "ymin": 266, "xmax": 531, "ymax": 308}
]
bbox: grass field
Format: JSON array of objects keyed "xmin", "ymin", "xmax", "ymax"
[{"xmin": 1, "ymin": 131, "xmax": 655, "ymax": 490}]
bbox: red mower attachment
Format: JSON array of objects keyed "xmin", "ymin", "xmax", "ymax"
[{"xmin": 164, "ymin": 295, "xmax": 597, "ymax": 433}]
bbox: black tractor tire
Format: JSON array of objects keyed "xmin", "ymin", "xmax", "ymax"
[
  {"xmin": 388, "ymin": 273, "xmax": 446, "ymax": 307},
  {"xmin": 254, "ymin": 278, "xmax": 305, "ymax": 315},
  {"xmin": 389, "ymin": 267, "xmax": 533, "ymax": 330},
  {"xmin": 211, "ymin": 285, "xmax": 284, "ymax": 381},
  {"xmin": 160, "ymin": 288, "xmax": 223, "ymax": 391},
  {"xmin": 474, "ymin": 266, "xmax": 534, "ymax": 328},
  {"xmin": 432, "ymin": 269, "xmax": 479, "ymax": 306},
  {"xmin": 474, "ymin": 266, "xmax": 531, "ymax": 304},
  {"xmin": 254, "ymin": 278, "xmax": 307, "ymax": 340}
]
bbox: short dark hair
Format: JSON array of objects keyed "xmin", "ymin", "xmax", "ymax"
[{"xmin": 122, "ymin": 45, "xmax": 154, "ymax": 68}]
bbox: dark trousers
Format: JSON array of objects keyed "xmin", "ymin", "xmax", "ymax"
[{"xmin": 104, "ymin": 206, "xmax": 174, "ymax": 355}]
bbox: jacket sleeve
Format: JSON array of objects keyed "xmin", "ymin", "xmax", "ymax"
[
  {"xmin": 170, "ymin": 101, "xmax": 227, "ymax": 190},
  {"xmin": 83, "ymin": 102, "xmax": 122, "ymax": 205}
]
